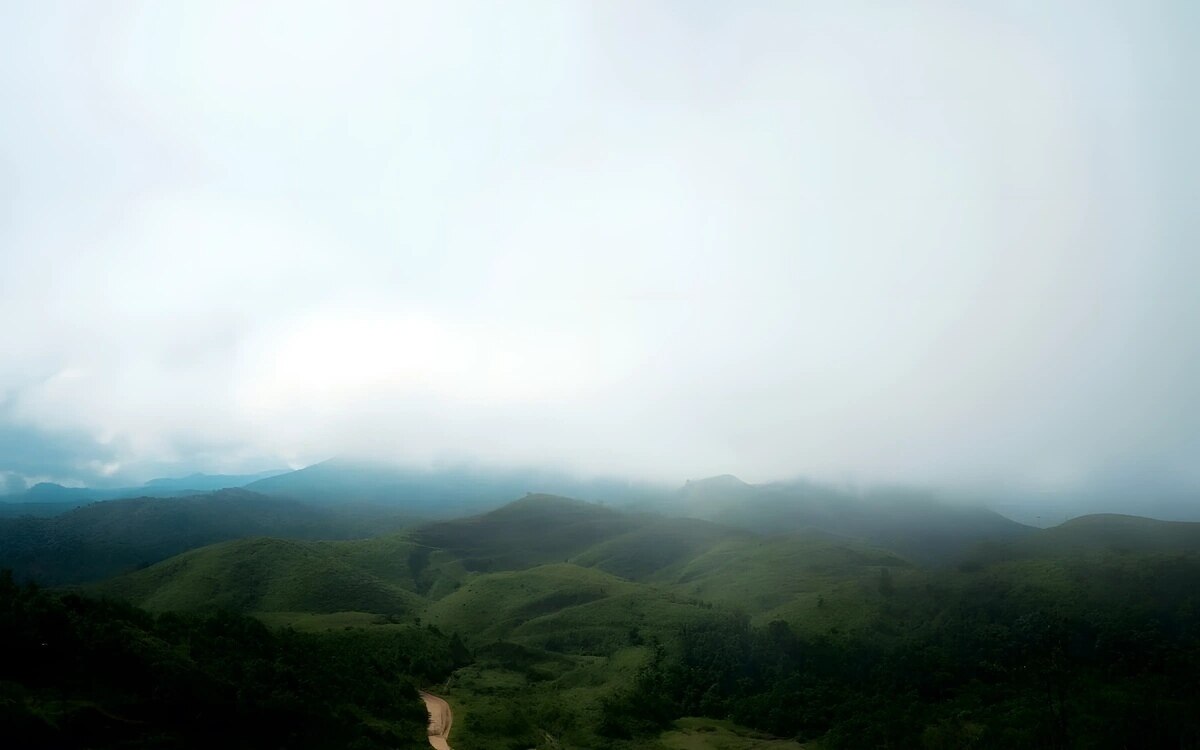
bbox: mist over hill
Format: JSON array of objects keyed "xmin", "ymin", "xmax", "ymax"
[
  {"xmin": 6, "ymin": 457, "xmax": 1197, "ymax": 536},
  {"xmin": 661, "ymin": 475, "xmax": 1033, "ymax": 563},
  {"xmin": 243, "ymin": 459, "xmax": 672, "ymax": 515},
  {"xmin": 0, "ymin": 469, "xmax": 290, "ymax": 516}
]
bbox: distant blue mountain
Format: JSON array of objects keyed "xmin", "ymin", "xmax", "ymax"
[
  {"xmin": 243, "ymin": 458, "xmax": 671, "ymax": 517},
  {"xmin": 0, "ymin": 470, "xmax": 290, "ymax": 517},
  {"xmin": 141, "ymin": 470, "xmax": 289, "ymax": 492}
]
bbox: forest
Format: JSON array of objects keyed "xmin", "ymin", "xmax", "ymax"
[
  {"xmin": 0, "ymin": 571, "xmax": 467, "ymax": 749},
  {"xmin": 600, "ymin": 555, "xmax": 1200, "ymax": 748}
]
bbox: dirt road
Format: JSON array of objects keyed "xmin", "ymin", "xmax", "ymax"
[{"xmin": 420, "ymin": 691, "xmax": 453, "ymax": 750}]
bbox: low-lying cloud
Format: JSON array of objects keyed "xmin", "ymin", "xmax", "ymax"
[{"xmin": 2, "ymin": 1, "xmax": 1197, "ymax": 498}]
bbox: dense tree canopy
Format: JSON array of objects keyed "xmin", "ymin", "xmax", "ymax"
[{"xmin": 0, "ymin": 571, "xmax": 466, "ymax": 749}]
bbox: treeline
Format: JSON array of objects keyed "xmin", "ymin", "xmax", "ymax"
[
  {"xmin": 601, "ymin": 556, "xmax": 1200, "ymax": 748},
  {"xmin": 0, "ymin": 571, "xmax": 468, "ymax": 749}
]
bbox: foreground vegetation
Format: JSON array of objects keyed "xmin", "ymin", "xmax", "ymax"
[
  {"xmin": 0, "ymin": 572, "xmax": 467, "ymax": 749},
  {"xmin": 425, "ymin": 551, "xmax": 1200, "ymax": 749},
  {"xmin": 0, "ymin": 489, "xmax": 415, "ymax": 586},
  {"xmin": 602, "ymin": 555, "xmax": 1200, "ymax": 748}
]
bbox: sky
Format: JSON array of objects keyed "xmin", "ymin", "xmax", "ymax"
[{"xmin": 1, "ymin": 1, "xmax": 1198, "ymax": 494}]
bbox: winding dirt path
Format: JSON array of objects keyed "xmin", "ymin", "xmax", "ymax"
[{"xmin": 420, "ymin": 691, "xmax": 453, "ymax": 750}]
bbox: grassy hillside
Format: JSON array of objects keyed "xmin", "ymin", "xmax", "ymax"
[
  {"xmin": 663, "ymin": 531, "xmax": 910, "ymax": 631},
  {"xmin": 1014, "ymin": 512, "xmax": 1200, "ymax": 555},
  {"xmin": 413, "ymin": 494, "xmax": 640, "ymax": 571},
  {"xmin": 424, "ymin": 563, "xmax": 638, "ymax": 643},
  {"xmin": 0, "ymin": 489, "xmax": 413, "ymax": 585},
  {"xmin": 957, "ymin": 513, "xmax": 1200, "ymax": 573},
  {"xmin": 570, "ymin": 517, "xmax": 749, "ymax": 581},
  {"xmin": 90, "ymin": 536, "xmax": 427, "ymax": 615},
  {"xmin": 84, "ymin": 494, "xmax": 946, "ymax": 637}
]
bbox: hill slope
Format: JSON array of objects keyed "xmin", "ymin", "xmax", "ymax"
[
  {"xmin": 88, "ymin": 494, "xmax": 919, "ymax": 639},
  {"xmin": 1025, "ymin": 513, "xmax": 1200, "ymax": 554},
  {"xmin": 664, "ymin": 476, "xmax": 1033, "ymax": 562},
  {"xmin": 0, "ymin": 489, "xmax": 412, "ymax": 585},
  {"xmin": 412, "ymin": 493, "xmax": 640, "ymax": 571},
  {"xmin": 92, "ymin": 536, "xmax": 427, "ymax": 615},
  {"xmin": 960, "ymin": 513, "xmax": 1200, "ymax": 567},
  {"xmin": 569, "ymin": 516, "xmax": 749, "ymax": 581}
]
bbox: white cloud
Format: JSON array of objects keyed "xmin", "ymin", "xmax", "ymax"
[{"xmin": 1, "ymin": 1, "xmax": 1197, "ymax": 489}]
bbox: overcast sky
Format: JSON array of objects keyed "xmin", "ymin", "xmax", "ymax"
[{"xmin": 1, "ymin": 1, "xmax": 1198, "ymax": 491}]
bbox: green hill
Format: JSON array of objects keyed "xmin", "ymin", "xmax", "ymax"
[
  {"xmin": 87, "ymin": 494, "xmax": 916, "ymax": 640},
  {"xmin": 90, "ymin": 536, "xmax": 427, "ymax": 615},
  {"xmin": 424, "ymin": 563, "xmax": 636, "ymax": 643},
  {"xmin": 85, "ymin": 495, "xmax": 635, "ymax": 619},
  {"xmin": 1019, "ymin": 513, "xmax": 1200, "ymax": 555},
  {"xmin": 84, "ymin": 497, "xmax": 1200, "ymax": 654},
  {"xmin": 959, "ymin": 513, "xmax": 1200, "ymax": 570},
  {"xmin": 664, "ymin": 476, "xmax": 1033, "ymax": 562},
  {"xmin": 412, "ymin": 493, "xmax": 640, "ymax": 571},
  {"xmin": 0, "ymin": 489, "xmax": 413, "ymax": 585},
  {"xmin": 67, "ymin": 494, "xmax": 1200, "ymax": 750},
  {"xmin": 570, "ymin": 516, "xmax": 748, "ymax": 581},
  {"xmin": 662, "ymin": 531, "xmax": 911, "ymax": 630}
]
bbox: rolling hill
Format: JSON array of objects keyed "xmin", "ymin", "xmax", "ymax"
[
  {"xmin": 86, "ymin": 494, "xmax": 921, "ymax": 638},
  {"xmin": 64, "ymin": 493, "xmax": 1200, "ymax": 750},
  {"xmin": 663, "ymin": 475, "xmax": 1034, "ymax": 562},
  {"xmin": 1013, "ymin": 513, "xmax": 1200, "ymax": 556},
  {"xmin": 956, "ymin": 513, "xmax": 1200, "ymax": 579},
  {"xmin": 0, "ymin": 488, "xmax": 413, "ymax": 585},
  {"xmin": 82, "ymin": 496, "xmax": 1200, "ymax": 651},
  {"xmin": 412, "ymin": 493, "xmax": 641, "ymax": 571},
  {"xmin": 569, "ymin": 516, "xmax": 749, "ymax": 581},
  {"xmin": 93, "ymin": 536, "xmax": 426, "ymax": 615}
]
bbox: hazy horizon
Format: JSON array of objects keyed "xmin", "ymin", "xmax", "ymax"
[{"xmin": 3, "ymin": 2, "xmax": 1198, "ymax": 508}]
